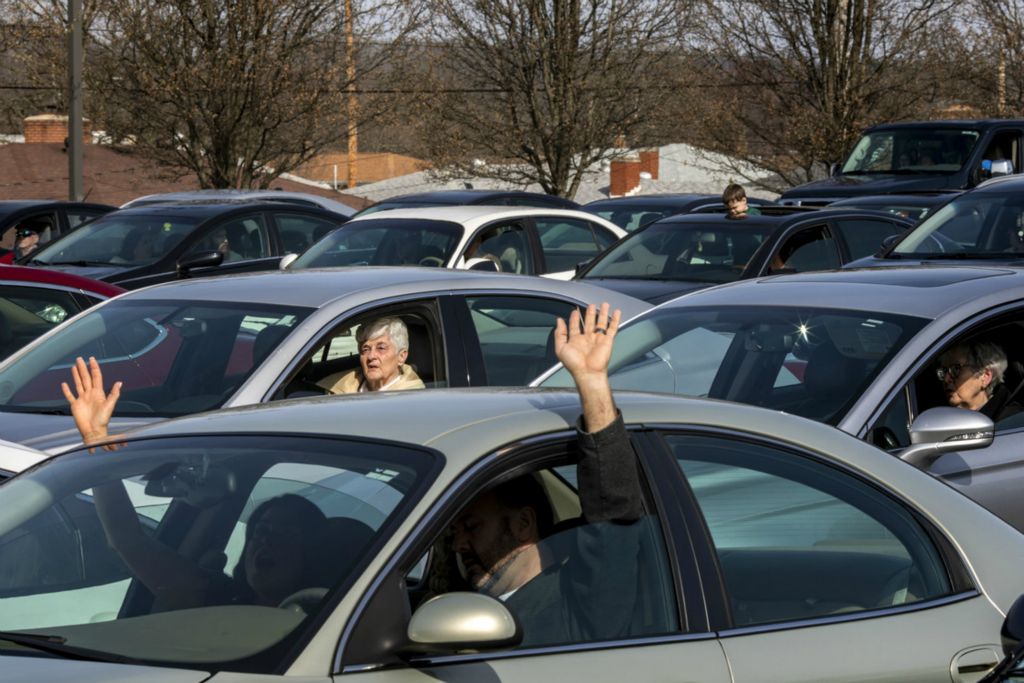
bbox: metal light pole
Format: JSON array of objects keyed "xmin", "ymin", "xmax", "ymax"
[
  {"xmin": 345, "ymin": 0, "xmax": 358, "ymax": 189},
  {"xmin": 68, "ymin": 0, "xmax": 83, "ymax": 201}
]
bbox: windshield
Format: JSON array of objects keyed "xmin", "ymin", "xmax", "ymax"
[
  {"xmin": 541, "ymin": 305, "xmax": 927, "ymax": 425},
  {"xmin": 30, "ymin": 214, "xmax": 200, "ymax": 267},
  {"xmin": 0, "ymin": 300, "xmax": 309, "ymax": 417},
  {"xmin": 891, "ymin": 191, "xmax": 1024, "ymax": 257},
  {"xmin": 582, "ymin": 222, "xmax": 768, "ymax": 283},
  {"xmin": 0, "ymin": 434, "xmax": 434, "ymax": 670},
  {"xmin": 841, "ymin": 128, "xmax": 980, "ymax": 175},
  {"xmin": 291, "ymin": 218, "xmax": 462, "ymax": 269},
  {"xmin": 585, "ymin": 206, "xmax": 682, "ymax": 232}
]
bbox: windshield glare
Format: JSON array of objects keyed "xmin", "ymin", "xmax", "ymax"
[
  {"xmin": 291, "ymin": 218, "xmax": 462, "ymax": 269},
  {"xmin": 583, "ymin": 223, "xmax": 768, "ymax": 283},
  {"xmin": 0, "ymin": 300, "xmax": 309, "ymax": 417},
  {"xmin": 541, "ymin": 306, "xmax": 926, "ymax": 425},
  {"xmin": 841, "ymin": 129, "xmax": 979, "ymax": 175},
  {"xmin": 31, "ymin": 214, "xmax": 200, "ymax": 267},
  {"xmin": 0, "ymin": 434, "xmax": 433, "ymax": 669},
  {"xmin": 892, "ymin": 191, "xmax": 1024, "ymax": 256}
]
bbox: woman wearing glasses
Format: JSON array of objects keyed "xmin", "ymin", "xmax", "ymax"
[{"xmin": 937, "ymin": 341, "xmax": 1023, "ymax": 422}]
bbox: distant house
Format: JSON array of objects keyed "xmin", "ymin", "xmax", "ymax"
[{"xmin": 0, "ymin": 114, "xmax": 369, "ymax": 210}]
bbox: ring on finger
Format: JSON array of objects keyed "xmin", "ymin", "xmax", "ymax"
[{"xmin": 594, "ymin": 327, "xmax": 607, "ymax": 335}]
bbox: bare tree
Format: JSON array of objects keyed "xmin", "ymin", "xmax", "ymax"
[
  {"xmin": 417, "ymin": 0, "xmax": 692, "ymax": 199},
  {"xmin": 954, "ymin": 1, "xmax": 1024, "ymax": 117},
  {"xmin": 79, "ymin": 0, "xmax": 418, "ymax": 188},
  {"xmin": 693, "ymin": 0, "xmax": 955, "ymax": 191}
]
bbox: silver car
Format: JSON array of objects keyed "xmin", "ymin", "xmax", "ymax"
[
  {"xmin": 539, "ymin": 265, "xmax": 1024, "ymax": 532},
  {"xmin": 0, "ymin": 389, "xmax": 1019, "ymax": 681},
  {"xmin": 0, "ymin": 267, "xmax": 646, "ymax": 450}
]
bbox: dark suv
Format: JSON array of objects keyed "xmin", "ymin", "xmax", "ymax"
[{"xmin": 781, "ymin": 119, "xmax": 1024, "ymax": 206}]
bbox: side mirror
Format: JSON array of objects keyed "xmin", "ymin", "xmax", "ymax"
[
  {"xmin": 991, "ymin": 159, "xmax": 1015, "ymax": 178},
  {"xmin": 574, "ymin": 259, "xmax": 592, "ymax": 278},
  {"xmin": 898, "ymin": 406, "xmax": 994, "ymax": 468},
  {"xmin": 463, "ymin": 257, "xmax": 500, "ymax": 272},
  {"xmin": 176, "ymin": 250, "xmax": 223, "ymax": 277},
  {"xmin": 979, "ymin": 594, "xmax": 1024, "ymax": 682},
  {"xmin": 879, "ymin": 233, "xmax": 903, "ymax": 252},
  {"xmin": 401, "ymin": 592, "xmax": 521, "ymax": 656},
  {"xmin": 279, "ymin": 253, "xmax": 299, "ymax": 270},
  {"xmin": 829, "ymin": 162, "xmax": 841, "ymax": 177}
]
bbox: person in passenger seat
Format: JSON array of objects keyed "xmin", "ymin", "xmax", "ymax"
[{"xmin": 937, "ymin": 341, "xmax": 1023, "ymax": 422}]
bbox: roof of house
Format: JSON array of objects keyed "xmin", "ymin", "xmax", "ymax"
[{"xmin": 0, "ymin": 143, "xmax": 371, "ymax": 210}]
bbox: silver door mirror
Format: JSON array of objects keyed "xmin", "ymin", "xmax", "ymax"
[
  {"xmin": 463, "ymin": 257, "xmax": 500, "ymax": 272},
  {"xmin": 990, "ymin": 159, "xmax": 1015, "ymax": 177},
  {"xmin": 405, "ymin": 592, "xmax": 521, "ymax": 654},
  {"xmin": 899, "ymin": 406, "xmax": 994, "ymax": 468},
  {"xmin": 279, "ymin": 253, "xmax": 299, "ymax": 270}
]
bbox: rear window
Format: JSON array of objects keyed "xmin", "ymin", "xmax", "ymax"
[{"xmin": 291, "ymin": 219, "xmax": 462, "ymax": 269}]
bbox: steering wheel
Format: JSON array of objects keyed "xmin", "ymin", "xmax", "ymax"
[
  {"xmin": 277, "ymin": 587, "xmax": 329, "ymax": 614},
  {"xmin": 418, "ymin": 256, "xmax": 444, "ymax": 267}
]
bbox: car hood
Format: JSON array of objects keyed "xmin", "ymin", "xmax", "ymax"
[
  {"xmin": 0, "ymin": 413, "xmax": 157, "ymax": 453},
  {"xmin": 781, "ymin": 173, "xmax": 960, "ymax": 201},
  {"xmin": 38, "ymin": 264, "xmax": 130, "ymax": 282},
  {"xmin": 0, "ymin": 656, "xmax": 209, "ymax": 683},
  {"xmin": 578, "ymin": 277, "xmax": 710, "ymax": 304}
]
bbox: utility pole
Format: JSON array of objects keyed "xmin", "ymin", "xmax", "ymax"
[
  {"xmin": 68, "ymin": 0, "xmax": 83, "ymax": 201},
  {"xmin": 344, "ymin": 0, "xmax": 358, "ymax": 189}
]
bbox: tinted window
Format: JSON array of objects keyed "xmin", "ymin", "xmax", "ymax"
[
  {"xmin": 465, "ymin": 295, "xmax": 578, "ymax": 385},
  {"xmin": 587, "ymin": 206, "xmax": 680, "ymax": 232},
  {"xmin": 31, "ymin": 214, "xmax": 200, "ymax": 267},
  {"xmin": 835, "ymin": 218, "xmax": 907, "ymax": 260},
  {"xmin": 0, "ymin": 434, "xmax": 434, "ymax": 668},
  {"xmin": 275, "ymin": 213, "xmax": 343, "ymax": 254},
  {"xmin": 0, "ymin": 284, "xmax": 83, "ymax": 359},
  {"xmin": 533, "ymin": 218, "xmax": 604, "ymax": 273},
  {"xmin": 186, "ymin": 214, "xmax": 269, "ymax": 262},
  {"xmin": 291, "ymin": 219, "xmax": 461, "ymax": 269},
  {"xmin": 772, "ymin": 226, "xmax": 841, "ymax": 272},
  {"xmin": 0, "ymin": 300, "xmax": 309, "ymax": 417},
  {"xmin": 66, "ymin": 209, "xmax": 109, "ymax": 230},
  {"xmin": 670, "ymin": 434, "xmax": 952, "ymax": 626},
  {"xmin": 584, "ymin": 222, "xmax": 768, "ymax": 283},
  {"xmin": 541, "ymin": 306, "xmax": 928, "ymax": 425},
  {"xmin": 842, "ymin": 128, "xmax": 979, "ymax": 174},
  {"xmin": 895, "ymin": 191, "xmax": 1024, "ymax": 256},
  {"xmin": 466, "ymin": 224, "xmax": 534, "ymax": 275}
]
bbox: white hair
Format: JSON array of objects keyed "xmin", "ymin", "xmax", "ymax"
[{"xmin": 356, "ymin": 317, "xmax": 409, "ymax": 352}]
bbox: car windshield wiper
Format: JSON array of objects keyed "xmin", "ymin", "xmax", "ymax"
[{"xmin": 0, "ymin": 630, "xmax": 141, "ymax": 664}]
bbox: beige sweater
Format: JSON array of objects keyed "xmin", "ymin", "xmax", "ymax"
[{"xmin": 317, "ymin": 364, "xmax": 426, "ymax": 394}]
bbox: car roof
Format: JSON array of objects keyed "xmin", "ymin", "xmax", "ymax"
[
  {"xmin": 585, "ymin": 194, "xmax": 715, "ymax": 207},
  {"xmin": 0, "ymin": 264, "xmax": 125, "ymax": 296},
  {"xmin": 105, "ymin": 201, "xmax": 344, "ymax": 220},
  {"xmin": 0, "ymin": 200, "xmax": 112, "ymax": 219},
  {"xmin": 119, "ymin": 266, "xmax": 647, "ymax": 310},
  {"xmin": 652, "ymin": 207, "xmax": 894, "ymax": 230},
  {"xmin": 380, "ymin": 190, "xmax": 569, "ymax": 204},
  {"xmin": 654, "ymin": 265, "xmax": 1024, "ymax": 319},
  {"xmin": 123, "ymin": 190, "xmax": 355, "ymax": 216},
  {"xmin": 864, "ymin": 119, "xmax": 1024, "ymax": 131},
  {"xmin": 827, "ymin": 194, "xmax": 953, "ymax": 206},
  {"xmin": 349, "ymin": 205, "xmax": 618, "ymax": 226}
]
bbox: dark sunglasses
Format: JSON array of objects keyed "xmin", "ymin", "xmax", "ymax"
[{"xmin": 935, "ymin": 363, "xmax": 972, "ymax": 381}]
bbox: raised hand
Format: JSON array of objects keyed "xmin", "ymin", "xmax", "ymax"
[
  {"xmin": 60, "ymin": 356, "xmax": 122, "ymax": 445},
  {"xmin": 554, "ymin": 303, "xmax": 621, "ymax": 433}
]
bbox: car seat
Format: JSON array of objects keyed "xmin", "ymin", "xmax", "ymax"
[{"xmin": 800, "ymin": 342, "xmax": 866, "ymax": 421}]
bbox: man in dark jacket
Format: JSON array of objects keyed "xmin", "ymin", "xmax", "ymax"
[{"xmin": 452, "ymin": 302, "xmax": 651, "ymax": 646}]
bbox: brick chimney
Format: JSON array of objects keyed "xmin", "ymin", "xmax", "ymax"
[
  {"xmin": 609, "ymin": 155, "xmax": 641, "ymax": 196},
  {"xmin": 23, "ymin": 114, "xmax": 91, "ymax": 144},
  {"xmin": 639, "ymin": 148, "xmax": 659, "ymax": 180}
]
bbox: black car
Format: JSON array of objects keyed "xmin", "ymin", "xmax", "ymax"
[
  {"xmin": 0, "ymin": 200, "xmax": 114, "ymax": 256},
  {"xmin": 25, "ymin": 201, "xmax": 349, "ymax": 289},
  {"xmin": 825, "ymin": 193, "xmax": 958, "ymax": 223},
  {"xmin": 582, "ymin": 193, "xmax": 775, "ymax": 232},
  {"xmin": 848, "ymin": 174, "xmax": 1024, "ymax": 269},
  {"xmin": 576, "ymin": 208, "xmax": 914, "ymax": 303},
  {"xmin": 354, "ymin": 189, "xmax": 579, "ymax": 217},
  {"xmin": 781, "ymin": 119, "xmax": 1024, "ymax": 206}
]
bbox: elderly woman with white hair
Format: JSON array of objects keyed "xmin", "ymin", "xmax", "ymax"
[
  {"xmin": 937, "ymin": 341, "xmax": 1023, "ymax": 422},
  {"xmin": 317, "ymin": 317, "xmax": 426, "ymax": 394}
]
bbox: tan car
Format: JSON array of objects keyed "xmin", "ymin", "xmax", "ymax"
[{"xmin": 0, "ymin": 388, "xmax": 1020, "ymax": 682}]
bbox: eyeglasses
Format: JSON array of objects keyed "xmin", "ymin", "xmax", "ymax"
[
  {"xmin": 16, "ymin": 230, "xmax": 35, "ymax": 238},
  {"xmin": 936, "ymin": 363, "xmax": 972, "ymax": 381}
]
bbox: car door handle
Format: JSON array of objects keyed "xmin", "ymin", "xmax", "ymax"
[{"xmin": 952, "ymin": 646, "xmax": 1001, "ymax": 683}]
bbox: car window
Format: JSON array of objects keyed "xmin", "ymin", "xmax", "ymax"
[
  {"xmin": 771, "ymin": 225, "xmax": 841, "ymax": 273},
  {"xmin": 468, "ymin": 223, "xmax": 534, "ymax": 275},
  {"xmin": 0, "ymin": 300, "xmax": 309, "ymax": 417},
  {"xmin": 0, "ymin": 284, "xmax": 83, "ymax": 360},
  {"xmin": 30, "ymin": 214, "xmax": 200, "ymax": 267},
  {"xmin": 274, "ymin": 212, "xmax": 343, "ymax": 255},
  {"xmin": 398, "ymin": 441, "xmax": 679, "ymax": 652},
  {"xmin": 276, "ymin": 302, "xmax": 445, "ymax": 399},
  {"xmin": 0, "ymin": 434, "xmax": 436, "ymax": 669},
  {"xmin": 290, "ymin": 218, "xmax": 462, "ymax": 269},
  {"xmin": 66, "ymin": 208, "xmax": 108, "ymax": 230},
  {"xmin": 587, "ymin": 206, "xmax": 679, "ymax": 232},
  {"xmin": 187, "ymin": 214, "xmax": 270, "ymax": 262},
  {"xmin": 834, "ymin": 218, "xmax": 907, "ymax": 260},
  {"xmin": 669, "ymin": 433, "xmax": 953, "ymax": 627},
  {"xmin": 532, "ymin": 217, "xmax": 606, "ymax": 273},
  {"xmin": 464, "ymin": 295, "xmax": 578, "ymax": 386}
]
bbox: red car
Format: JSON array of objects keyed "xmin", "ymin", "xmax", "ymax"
[{"xmin": 0, "ymin": 265, "xmax": 124, "ymax": 360}]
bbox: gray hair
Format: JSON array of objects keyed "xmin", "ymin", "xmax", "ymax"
[
  {"xmin": 356, "ymin": 317, "xmax": 409, "ymax": 352},
  {"xmin": 941, "ymin": 341, "xmax": 1008, "ymax": 396}
]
